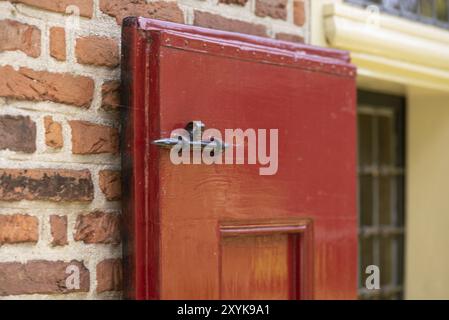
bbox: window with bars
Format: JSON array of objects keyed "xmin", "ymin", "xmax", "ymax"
[
  {"xmin": 357, "ymin": 90, "xmax": 406, "ymax": 300},
  {"xmin": 346, "ymin": 0, "xmax": 449, "ymax": 29}
]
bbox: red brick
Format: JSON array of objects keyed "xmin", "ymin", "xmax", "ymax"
[
  {"xmin": 49, "ymin": 27, "xmax": 66, "ymax": 61},
  {"xmin": 194, "ymin": 11, "xmax": 267, "ymax": 37},
  {"xmin": 50, "ymin": 215, "xmax": 68, "ymax": 246},
  {"xmin": 293, "ymin": 0, "xmax": 305, "ymax": 26},
  {"xmin": 74, "ymin": 211, "xmax": 120, "ymax": 245},
  {"xmin": 44, "ymin": 116, "xmax": 63, "ymax": 149},
  {"xmin": 75, "ymin": 36, "xmax": 119, "ymax": 68},
  {"xmin": 0, "ymin": 169, "xmax": 94, "ymax": 201},
  {"xmin": 255, "ymin": 0, "xmax": 287, "ymax": 20},
  {"xmin": 96, "ymin": 259, "xmax": 122, "ymax": 293},
  {"xmin": 0, "ymin": 260, "xmax": 89, "ymax": 296},
  {"xmin": 99, "ymin": 170, "xmax": 121, "ymax": 201},
  {"xmin": 0, "ymin": 19, "xmax": 40, "ymax": 58},
  {"xmin": 100, "ymin": 0, "xmax": 184, "ymax": 25},
  {"xmin": 0, "ymin": 66, "xmax": 94, "ymax": 108},
  {"xmin": 8, "ymin": 0, "xmax": 93, "ymax": 18},
  {"xmin": 101, "ymin": 80, "xmax": 120, "ymax": 111},
  {"xmin": 0, "ymin": 214, "xmax": 38, "ymax": 245},
  {"xmin": 275, "ymin": 32, "xmax": 304, "ymax": 43},
  {"xmin": 0, "ymin": 115, "xmax": 36, "ymax": 153},
  {"xmin": 69, "ymin": 120, "xmax": 119, "ymax": 155}
]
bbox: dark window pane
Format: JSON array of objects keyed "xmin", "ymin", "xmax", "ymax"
[
  {"xmin": 401, "ymin": 0, "xmax": 419, "ymax": 14},
  {"xmin": 378, "ymin": 114, "xmax": 393, "ymax": 165},
  {"xmin": 360, "ymin": 175, "xmax": 373, "ymax": 226},
  {"xmin": 358, "ymin": 114, "xmax": 373, "ymax": 166},
  {"xmin": 392, "ymin": 292, "xmax": 403, "ymax": 300},
  {"xmin": 436, "ymin": 0, "xmax": 448, "ymax": 21},
  {"xmin": 420, "ymin": 0, "xmax": 434, "ymax": 17},
  {"xmin": 379, "ymin": 176, "xmax": 392, "ymax": 226},
  {"xmin": 380, "ymin": 237, "xmax": 392, "ymax": 286},
  {"xmin": 360, "ymin": 237, "xmax": 374, "ymax": 275},
  {"xmin": 396, "ymin": 235, "xmax": 405, "ymax": 286},
  {"xmin": 383, "ymin": 0, "xmax": 400, "ymax": 10},
  {"xmin": 395, "ymin": 112, "xmax": 405, "ymax": 167},
  {"xmin": 395, "ymin": 176, "xmax": 405, "ymax": 226}
]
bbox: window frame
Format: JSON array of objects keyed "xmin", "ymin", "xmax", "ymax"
[{"xmin": 357, "ymin": 90, "xmax": 406, "ymax": 300}]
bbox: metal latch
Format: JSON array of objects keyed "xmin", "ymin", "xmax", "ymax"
[{"xmin": 152, "ymin": 121, "xmax": 228, "ymax": 153}]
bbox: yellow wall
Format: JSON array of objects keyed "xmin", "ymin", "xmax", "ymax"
[{"xmin": 406, "ymin": 88, "xmax": 449, "ymax": 299}]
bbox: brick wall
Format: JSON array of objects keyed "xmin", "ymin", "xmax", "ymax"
[{"xmin": 0, "ymin": 0, "xmax": 308, "ymax": 299}]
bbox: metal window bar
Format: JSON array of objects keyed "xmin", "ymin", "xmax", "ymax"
[
  {"xmin": 357, "ymin": 92, "xmax": 406, "ymax": 300},
  {"xmin": 345, "ymin": 0, "xmax": 449, "ymax": 30}
]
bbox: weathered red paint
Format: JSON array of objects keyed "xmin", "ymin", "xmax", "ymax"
[{"xmin": 121, "ymin": 17, "xmax": 357, "ymax": 300}]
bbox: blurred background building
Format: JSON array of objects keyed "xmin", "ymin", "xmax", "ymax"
[
  {"xmin": 0, "ymin": 0, "xmax": 448, "ymax": 300},
  {"xmin": 316, "ymin": 0, "xmax": 449, "ymax": 299}
]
